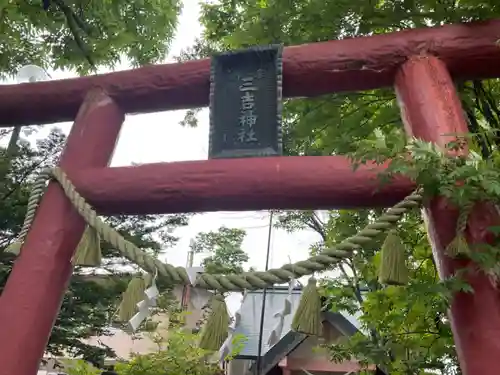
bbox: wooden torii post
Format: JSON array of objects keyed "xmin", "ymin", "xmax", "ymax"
[{"xmin": 0, "ymin": 19, "xmax": 499, "ymax": 375}]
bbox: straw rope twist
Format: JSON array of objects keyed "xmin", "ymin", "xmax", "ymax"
[
  {"xmin": 14, "ymin": 167, "xmax": 423, "ymax": 292},
  {"xmin": 15, "ymin": 169, "xmax": 53, "ymax": 244},
  {"xmin": 456, "ymin": 201, "xmax": 473, "ymax": 235}
]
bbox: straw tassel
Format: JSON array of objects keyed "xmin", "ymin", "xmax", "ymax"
[
  {"xmin": 446, "ymin": 205, "xmax": 472, "ymax": 258},
  {"xmin": 72, "ymin": 226, "xmax": 102, "ymax": 267},
  {"xmin": 4, "ymin": 240, "xmax": 22, "ymax": 255},
  {"xmin": 292, "ymin": 277, "xmax": 321, "ymax": 336},
  {"xmin": 143, "ymin": 272, "xmax": 153, "ymax": 287},
  {"xmin": 378, "ymin": 230, "xmax": 408, "ymax": 285},
  {"xmin": 445, "ymin": 234, "xmax": 470, "ymax": 258},
  {"xmin": 199, "ymin": 294, "xmax": 230, "ymax": 351},
  {"xmin": 117, "ymin": 276, "xmax": 146, "ymax": 322}
]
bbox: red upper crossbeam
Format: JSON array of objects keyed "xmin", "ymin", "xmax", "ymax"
[{"xmin": 1, "ymin": 19, "xmax": 500, "ymax": 126}]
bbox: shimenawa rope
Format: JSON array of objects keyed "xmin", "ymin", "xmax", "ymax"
[{"xmin": 9, "ymin": 167, "xmax": 423, "ymax": 292}]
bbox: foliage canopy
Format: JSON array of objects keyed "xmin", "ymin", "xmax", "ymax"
[{"xmin": 1, "ymin": 0, "xmax": 182, "ymax": 77}]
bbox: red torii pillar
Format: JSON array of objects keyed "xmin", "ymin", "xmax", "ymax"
[
  {"xmin": 395, "ymin": 55, "xmax": 500, "ymax": 374},
  {"xmin": 0, "ymin": 90, "xmax": 124, "ymax": 375}
]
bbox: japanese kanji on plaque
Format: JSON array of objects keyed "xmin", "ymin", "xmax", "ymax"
[{"xmin": 208, "ymin": 45, "xmax": 283, "ymax": 159}]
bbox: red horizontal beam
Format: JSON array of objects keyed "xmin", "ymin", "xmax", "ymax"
[
  {"xmin": 1, "ymin": 19, "xmax": 500, "ymax": 126},
  {"xmin": 68, "ymin": 156, "xmax": 415, "ymax": 215}
]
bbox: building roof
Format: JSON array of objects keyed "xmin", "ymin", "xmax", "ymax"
[
  {"xmin": 230, "ymin": 286, "xmax": 362, "ymax": 374},
  {"xmin": 233, "ymin": 287, "xmax": 304, "ymax": 358}
]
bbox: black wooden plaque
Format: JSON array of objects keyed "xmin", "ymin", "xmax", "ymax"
[{"xmin": 208, "ymin": 45, "xmax": 283, "ymax": 159}]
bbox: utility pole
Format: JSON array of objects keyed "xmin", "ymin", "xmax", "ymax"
[
  {"xmin": 181, "ymin": 240, "xmax": 195, "ymax": 311},
  {"xmin": 255, "ymin": 211, "xmax": 274, "ymax": 375}
]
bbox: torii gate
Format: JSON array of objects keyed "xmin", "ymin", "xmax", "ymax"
[{"xmin": 0, "ymin": 19, "xmax": 500, "ymax": 375}]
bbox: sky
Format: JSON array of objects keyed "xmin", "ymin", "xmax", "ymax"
[{"xmin": 3, "ymin": 0, "xmax": 321, "ymax": 314}]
